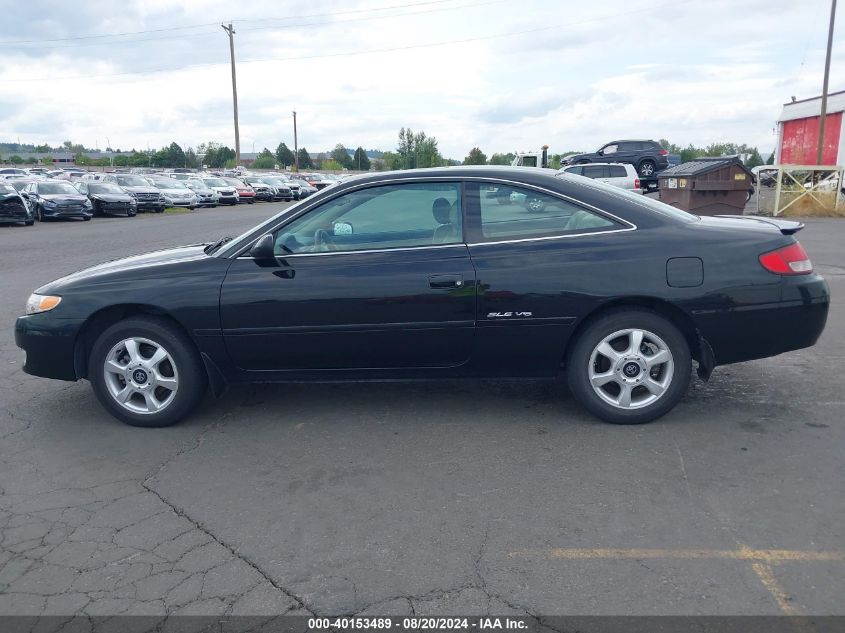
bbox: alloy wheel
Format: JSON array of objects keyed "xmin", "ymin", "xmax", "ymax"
[
  {"xmin": 588, "ymin": 328, "xmax": 674, "ymax": 410},
  {"xmin": 103, "ymin": 337, "xmax": 179, "ymax": 414}
]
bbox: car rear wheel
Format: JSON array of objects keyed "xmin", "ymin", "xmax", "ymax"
[
  {"xmin": 89, "ymin": 316, "xmax": 207, "ymax": 427},
  {"xmin": 567, "ymin": 309, "xmax": 691, "ymax": 424},
  {"xmin": 638, "ymin": 160, "xmax": 656, "ymax": 177}
]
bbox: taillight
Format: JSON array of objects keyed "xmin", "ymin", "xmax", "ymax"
[
  {"xmin": 659, "ymin": 149, "xmax": 669, "ymax": 155},
  {"xmin": 759, "ymin": 242, "xmax": 813, "ymax": 275},
  {"xmin": 634, "ymin": 178, "xmax": 641, "ymax": 189}
]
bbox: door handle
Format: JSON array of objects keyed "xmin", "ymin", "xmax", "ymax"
[{"xmin": 429, "ymin": 274, "xmax": 464, "ymax": 289}]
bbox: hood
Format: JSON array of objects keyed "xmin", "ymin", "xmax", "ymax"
[
  {"xmin": 37, "ymin": 244, "xmax": 210, "ymax": 294},
  {"xmin": 158, "ymin": 188, "xmax": 195, "ymax": 196},
  {"xmin": 122, "ymin": 185, "xmax": 160, "ymax": 194},
  {"xmin": 40, "ymin": 194, "xmax": 88, "ymax": 202},
  {"xmin": 209, "ymin": 186, "xmax": 235, "ymax": 192}
]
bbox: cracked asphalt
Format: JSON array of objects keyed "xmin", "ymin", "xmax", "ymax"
[{"xmin": 0, "ymin": 204, "xmax": 843, "ymax": 619}]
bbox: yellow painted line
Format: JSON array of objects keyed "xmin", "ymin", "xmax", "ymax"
[
  {"xmin": 750, "ymin": 562, "xmax": 800, "ymax": 616},
  {"xmin": 509, "ymin": 547, "xmax": 845, "ymax": 562}
]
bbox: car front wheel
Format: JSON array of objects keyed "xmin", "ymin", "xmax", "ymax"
[
  {"xmin": 89, "ymin": 316, "xmax": 207, "ymax": 427},
  {"xmin": 567, "ymin": 309, "xmax": 691, "ymax": 424}
]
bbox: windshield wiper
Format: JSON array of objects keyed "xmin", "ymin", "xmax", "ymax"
[{"xmin": 204, "ymin": 236, "xmax": 233, "ymax": 254}]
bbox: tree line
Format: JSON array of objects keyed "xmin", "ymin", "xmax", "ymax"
[{"xmin": 2, "ymin": 135, "xmax": 773, "ymax": 171}]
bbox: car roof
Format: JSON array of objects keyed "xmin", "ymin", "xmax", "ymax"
[{"xmin": 561, "ymin": 162, "xmax": 636, "ymax": 170}]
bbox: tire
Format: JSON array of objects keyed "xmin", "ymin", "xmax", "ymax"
[
  {"xmin": 156, "ymin": 207, "xmax": 165, "ymax": 213},
  {"xmin": 25, "ymin": 220, "xmax": 34, "ymax": 226},
  {"xmin": 524, "ymin": 195, "xmax": 546, "ymax": 213},
  {"xmin": 638, "ymin": 160, "xmax": 656, "ymax": 177},
  {"xmin": 88, "ymin": 316, "xmax": 208, "ymax": 427},
  {"xmin": 34, "ymin": 205, "xmax": 43, "ymax": 222},
  {"xmin": 128, "ymin": 211, "xmax": 137, "ymax": 217},
  {"xmin": 83, "ymin": 216, "xmax": 91, "ymax": 221},
  {"xmin": 566, "ymin": 309, "xmax": 691, "ymax": 425}
]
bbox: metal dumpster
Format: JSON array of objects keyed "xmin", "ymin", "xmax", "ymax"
[{"xmin": 658, "ymin": 156, "xmax": 754, "ymax": 215}]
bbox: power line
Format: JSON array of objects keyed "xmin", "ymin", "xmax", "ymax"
[
  {"xmin": 11, "ymin": 0, "xmax": 505, "ymax": 50},
  {"xmin": 0, "ymin": 0, "xmax": 460, "ymax": 45},
  {"xmin": 1, "ymin": 2, "xmax": 671, "ymax": 84}
]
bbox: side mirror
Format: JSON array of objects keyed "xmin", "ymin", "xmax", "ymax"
[
  {"xmin": 20, "ymin": 192, "xmax": 29, "ymax": 199},
  {"xmin": 249, "ymin": 233, "xmax": 275, "ymax": 260}
]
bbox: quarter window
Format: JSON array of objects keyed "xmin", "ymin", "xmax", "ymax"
[
  {"xmin": 476, "ymin": 184, "xmax": 618, "ymax": 241},
  {"xmin": 609, "ymin": 165, "xmax": 628, "ymax": 178},
  {"xmin": 582, "ymin": 165, "xmax": 608, "ymax": 179},
  {"xmin": 273, "ymin": 182, "xmax": 462, "ymax": 255}
]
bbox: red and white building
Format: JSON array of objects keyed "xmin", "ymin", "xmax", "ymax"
[{"xmin": 775, "ymin": 90, "xmax": 845, "ymax": 165}]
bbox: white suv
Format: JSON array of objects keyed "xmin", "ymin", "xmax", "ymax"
[{"xmin": 557, "ymin": 162, "xmax": 642, "ymax": 194}]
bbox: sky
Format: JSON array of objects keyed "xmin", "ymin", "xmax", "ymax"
[{"xmin": 0, "ymin": 0, "xmax": 842, "ymax": 159}]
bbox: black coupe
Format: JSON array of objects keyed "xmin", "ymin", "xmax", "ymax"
[{"xmin": 15, "ymin": 167, "xmax": 829, "ymax": 427}]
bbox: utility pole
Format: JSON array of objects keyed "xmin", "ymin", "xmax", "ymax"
[
  {"xmin": 817, "ymin": 0, "xmax": 837, "ymax": 165},
  {"xmin": 292, "ymin": 110, "xmax": 299, "ymax": 171},
  {"xmin": 221, "ymin": 23, "xmax": 241, "ymax": 167}
]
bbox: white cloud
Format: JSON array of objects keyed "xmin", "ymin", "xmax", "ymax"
[{"xmin": 0, "ymin": 0, "xmax": 842, "ymax": 158}]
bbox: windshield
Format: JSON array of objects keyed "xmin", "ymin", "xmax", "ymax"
[
  {"xmin": 150, "ymin": 178, "xmax": 187, "ymax": 188},
  {"xmin": 89, "ymin": 183, "xmax": 125, "ymax": 194},
  {"xmin": 203, "ymin": 178, "xmax": 227, "ymax": 187},
  {"xmin": 38, "ymin": 182, "xmax": 79, "ymax": 195},
  {"xmin": 224, "ymin": 178, "xmax": 245, "ymax": 186},
  {"xmin": 116, "ymin": 175, "xmax": 149, "ymax": 187},
  {"xmin": 186, "ymin": 179, "xmax": 207, "ymax": 189}
]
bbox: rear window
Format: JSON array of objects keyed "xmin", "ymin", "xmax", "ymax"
[{"xmin": 567, "ymin": 177, "xmax": 698, "ymax": 223}]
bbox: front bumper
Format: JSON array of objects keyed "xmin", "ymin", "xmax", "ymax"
[
  {"xmin": 163, "ymin": 197, "xmax": 197, "ymax": 208},
  {"xmin": 42, "ymin": 206, "xmax": 93, "ymax": 219},
  {"xmin": 15, "ymin": 314, "xmax": 83, "ymax": 381},
  {"xmin": 134, "ymin": 199, "xmax": 165, "ymax": 210}
]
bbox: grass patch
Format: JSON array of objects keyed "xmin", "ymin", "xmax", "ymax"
[{"xmin": 163, "ymin": 207, "xmax": 192, "ymax": 215}]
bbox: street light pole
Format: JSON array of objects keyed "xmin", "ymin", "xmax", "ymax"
[
  {"xmin": 817, "ymin": 0, "xmax": 837, "ymax": 165},
  {"xmin": 222, "ymin": 23, "xmax": 241, "ymax": 167},
  {"xmin": 292, "ymin": 110, "xmax": 299, "ymax": 171}
]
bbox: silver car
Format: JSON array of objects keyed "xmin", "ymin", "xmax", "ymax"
[{"xmin": 185, "ymin": 179, "xmax": 220, "ymax": 207}]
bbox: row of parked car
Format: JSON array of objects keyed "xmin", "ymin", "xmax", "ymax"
[{"xmin": 0, "ymin": 167, "xmax": 346, "ymax": 226}]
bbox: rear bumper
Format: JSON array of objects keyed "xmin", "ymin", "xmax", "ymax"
[
  {"xmin": 695, "ymin": 275, "xmax": 830, "ymax": 366},
  {"xmin": 15, "ymin": 314, "xmax": 82, "ymax": 381}
]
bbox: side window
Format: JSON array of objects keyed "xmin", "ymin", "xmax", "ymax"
[
  {"xmin": 582, "ymin": 165, "xmax": 608, "ymax": 179},
  {"xmin": 476, "ymin": 184, "xmax": 617, "ymax": 241},
  {"xmin": 609, "ymin": 165, "xmax": 628, "ymax": 178},
  {"xmin": 563, "ymin": 166, "xmax": 582, "ymax": 176},
  {"xmin": 602, "ymin": 144, "xmax": 618, "ymax": 155},
  {"xmin": 273, "ymin": 182, "xmax": 461, "ymax": 255}
]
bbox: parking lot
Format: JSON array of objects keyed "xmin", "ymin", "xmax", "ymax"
[{"xmin": 0, "ymin": 205, "xmax": 843, "ymax": 618}]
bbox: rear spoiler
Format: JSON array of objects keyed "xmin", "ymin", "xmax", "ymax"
[{"xmin": 715, "ymin": 215, "xmax": 804, "ymax": 235}]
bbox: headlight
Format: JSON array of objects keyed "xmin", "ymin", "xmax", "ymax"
[
  {"xmin": 127, "ymin": 191, "xmax": 137, "ymax": 198},
  {"xmin": 26, "ymin": 294, "xmax": 62, "ymax": 315},
  {"xmin": 42, "ymin": 198, "xmax": 56, "ymax": 206},
  {"xmin": 84, "ymin": 199, "xmax": 93, "ymax": 208}
]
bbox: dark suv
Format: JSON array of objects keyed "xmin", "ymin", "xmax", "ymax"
[{"xmin": 561, "ymin": 140, "xmax": 669, "ymax": 177}]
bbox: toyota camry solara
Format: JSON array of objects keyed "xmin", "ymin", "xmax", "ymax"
[{"xmin": 15, "ymin": 166, "xmax": 829, "ymax": 427}]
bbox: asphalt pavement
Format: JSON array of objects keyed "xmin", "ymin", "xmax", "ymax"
[{"xmin": 0, "ymin": 203, "xmax": 843, "ymax": 619}]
